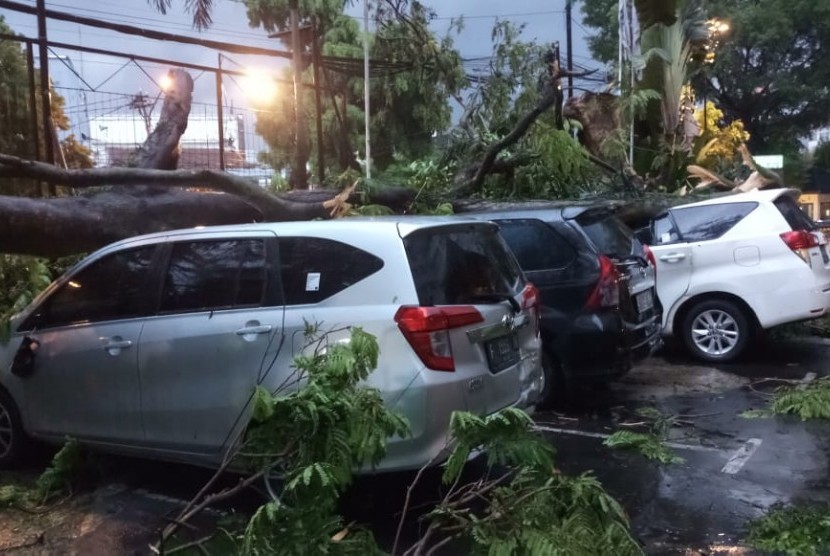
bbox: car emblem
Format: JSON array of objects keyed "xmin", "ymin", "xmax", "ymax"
[
  {"xmin": 468, "ymin": 377, "xmax": 484, "ymax": 392},
  {"xmin": 502, "ymin": 313, "xmax": 517, "ymax": 331}
]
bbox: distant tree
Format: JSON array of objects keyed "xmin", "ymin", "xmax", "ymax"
[
  {"xmin": 580, "ymin": 0, "xmax": 830, "ymax": 155},
  {"xmin": 243, "ymin": 0, "xmax": 465, "ymax": 184},
  {"xmin": 812, "ymin": 142, "xmax": 830, "ymax": 173},
  {"xmin": 0, "ymin": 17, "xmax": 92, "ymax": 196},
  {"xmin": 705, "ymin": 0, "xmax": 830, "ymax": 154}
]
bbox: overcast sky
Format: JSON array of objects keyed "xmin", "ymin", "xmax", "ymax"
[{"xmin": 1, "ymin": 0, "xmax": 599, "ymax": 119}]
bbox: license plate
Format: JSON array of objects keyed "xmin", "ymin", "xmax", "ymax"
[
  {"xmin": 636, "ymin": 290, "xmax": 655, "ymax": 313},
  {"xmin": 485, "ymin": 333, "xmax": 520, "ymax": 374}
]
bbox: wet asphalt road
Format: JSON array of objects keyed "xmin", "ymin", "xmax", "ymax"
[
  {"xmin": 9, "ymin": 336, "xmax": 830, "ymax": 554},
  {"xmin": 537, "ymin": 336, "xmax": 830, "ymax": 554}
]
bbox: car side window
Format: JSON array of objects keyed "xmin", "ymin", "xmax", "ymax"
[
  {"xmin": 278, "ymin": 237, "xmax": 384, "ymax": 305},
  {"xmin": 29, "ymin": 246, "xmax": 156, "ymax": 329},
  {"xmin": 160, "ymin": 239, "xmax": 268, "ymax": 313},
  {"xmin": 496, "ymin": 219, "xmax": 576, "ymax": 271},
  {"xmin": 652, "ymin": 214, "xmax": 681, "ymax": 245},
  {"xmin": 671, "ymin": 202, "xmax": 757, "ymax": 242}
]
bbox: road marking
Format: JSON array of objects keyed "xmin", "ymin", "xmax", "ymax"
[
  {"xmin": 721, "ymin": 438, "xmax": 762, "ymax": 474},
  {"xmin": 797, "ymin": 372, "xmax": 817, "ymax": 390},
  {"xmin": 534, "ymin": 425, "xmax": 723, "ymax": 453}
]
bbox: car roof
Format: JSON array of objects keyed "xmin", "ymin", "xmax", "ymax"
[
  {"xmin": 671, "ymin": 188, "xmax": 800, "ymax": 211},
  {"xmin": 102, "ymin": 216, "xmax": 495, "ymax": 251},
  {"xmin": 462, "ymin": 199, "xmax": 623, "ymax": 222}
]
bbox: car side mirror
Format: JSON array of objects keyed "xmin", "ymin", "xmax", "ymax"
[{"xmin": 10, "ymin": 336, "xmax": 40, "ymax": 378}]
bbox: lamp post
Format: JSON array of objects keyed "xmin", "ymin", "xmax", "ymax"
[{"xmin": 702, "ymin": 18, "xmax": 730, "ymax": 135}]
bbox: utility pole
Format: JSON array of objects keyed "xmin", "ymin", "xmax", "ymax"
[
  {"xmin": 311, "ymin": 19, "xmax": 325, "ymax": 184},
  {"xmin": 36, "ymin": 0, "xmax": 54, "ymax": 166},
  {"xmin": 363, "ymin": 0, "xmax": 371, "ymax": 180},
  {"xmin": 289, "ymin": 0, "xmax": 309, "ymax": 189},
  {"xmin": 565, "ymin": 0, "xmax": 573, "ymax": 99},
  {"xmin": 216, "ymin": 54, "xmax": 225, "ymax": 171},
  {"xmin": 25, "ymin": 42, "xmax": 40, "ymax": 163}
]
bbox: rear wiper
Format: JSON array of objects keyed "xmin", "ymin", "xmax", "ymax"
[{"xmin": 464, "ymin": 293, "xmax": 522, "ymax": 314}]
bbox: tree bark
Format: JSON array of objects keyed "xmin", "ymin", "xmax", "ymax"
[{"xmin": 136, "ymin": 69, "xmax": 192, "ymax": 170}]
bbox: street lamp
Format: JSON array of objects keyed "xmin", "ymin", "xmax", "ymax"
[
  {"xmin": 159, "ymin": 72, "xmax": 174, "ymax": 92},
  {"xmin": 701, "ymin": 18, "xmax": 731, "ymax": 133},
  {"xmin": 239, "ymin": 69, "xmax": 278, "ymax": 105}
]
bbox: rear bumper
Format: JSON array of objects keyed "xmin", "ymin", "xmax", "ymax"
[
  {"xmin": 375, "ymin": 351, "xmax": 541, "ymax": 473},
  {"xmin": 547, "ymin": 310, "xmax": 662, "ymax": 384}
]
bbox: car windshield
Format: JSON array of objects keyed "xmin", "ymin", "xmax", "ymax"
[
  {"xmin": 578, "ymin": 212, "xmax": 636, "ymax": 258},
  {"xmin": 403, "ymin": 225, "xmax": 525, "ymax": 306}
]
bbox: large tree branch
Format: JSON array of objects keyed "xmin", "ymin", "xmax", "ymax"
[
  {"xmin": 0, "ymin": 189, "xmax": 263, "ymax": 258},
  {"xmin": 0, "ymin": 154, "xmax": 329, "ymax": 221},
  {"xmin": 450, "ymin": 64, "xmax": 596, "ymax": 198}
]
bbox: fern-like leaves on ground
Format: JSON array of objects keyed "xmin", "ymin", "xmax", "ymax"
[
  {"xmin": 425, "ymin": 408, "xmax": 642, "ymax": 555},
  {"xmin": 771, "ymin": 377, "xmax": 830, "ymax": 420},
  {"xmin": 603, "ymin": 430, "xmax": 684, "ymax": 464},
  {"xmin": 236, "ymin": 327, "xmax": 409, "ymax": 554},
  {"xmin": 747, "ymin": 503, "xmax": 830, "ymax": 556}
]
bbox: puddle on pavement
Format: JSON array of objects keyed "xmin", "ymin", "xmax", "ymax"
[{"xmin": 614, "ymin": 359, "xmax": 750, "ymax": 401}]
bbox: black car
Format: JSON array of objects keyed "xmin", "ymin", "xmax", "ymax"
[{"xmin": 466, "ymin": 203, "xmax": 663, "ymax": 406}]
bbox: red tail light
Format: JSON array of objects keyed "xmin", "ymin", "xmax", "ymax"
[
  {"xmin": 394, "ymin": 306, "xmax": 484, "ymax": 372},
  {"xmin": 780, "ymin": 230, "xmax": 819, "ymax": 264},
  {"xmin": 643, "ymin": 244, "xmax": 657, "ymax": 269},
  {"xmin": 584, "ymin": 255, "xmax": 621, "ymax": 310},
  {"xmin": 780, "ymin": 230, "xmax": 819, "ymax": 250},
  {"xmin": 521, "ymin": 283, "xmax": 541, "ymax": 337}
]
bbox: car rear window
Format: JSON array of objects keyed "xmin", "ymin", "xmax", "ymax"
[
  {"xmin": 671, "ymin": 202, "xmax": 757, "ymax": 241},
  {"xmin": 496, "ymin": 219, "xmax": 576, "ymax": 271},
  {"xmin": 775, "ymin": 195, "xmax": 816, "ymax": 231},
  {"xmin": 403, "ymin": 225, "xmax": 525, "ymax": 306},
  {"xmin": 577, "ymin": 212, "xmax": 634, "ymax": 257}
]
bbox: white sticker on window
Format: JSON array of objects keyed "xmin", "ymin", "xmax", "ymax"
[
  {"xmin": 661, "ymin": 232, "xmax": 672, "ymax": 244},
  {"xmin": 305, "ymin": 272, "xmax": 321, "ymax": 291}
]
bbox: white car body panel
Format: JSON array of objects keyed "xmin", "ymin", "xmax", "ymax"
[{"xmin": 652, "ymin": 189, "xmax": 830, "ymax": 336}]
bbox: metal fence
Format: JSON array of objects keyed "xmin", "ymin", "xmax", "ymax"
[{"xmin": 1, "ymin": 33, "xmax": 280, "ymax": 186}]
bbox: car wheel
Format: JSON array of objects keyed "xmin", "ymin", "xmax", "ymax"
[
  {"xmin": 537, "ymin": 352, "xmax": 571, "ymax": 410},
  {"xmin": 681, "ymin": 299, "xmax": 750, "ymax": 363},
  {"xmin": 0, "ymin": 388, "xmax": 25, "ymax": 469}
]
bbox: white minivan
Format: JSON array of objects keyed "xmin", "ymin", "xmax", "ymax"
[{"xmin": 639, "ymin": 188, "xmax": 830, "ymax": 362}]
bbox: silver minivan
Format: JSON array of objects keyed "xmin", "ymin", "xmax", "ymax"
[{"xmin": 0, "ymin": 218, "xmax": 542, "ymax": 472}]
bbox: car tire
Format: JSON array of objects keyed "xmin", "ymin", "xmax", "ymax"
[
  {"xmin": 0, "ymin": 388, "xmax": 25, "ymax": 469},
  {"xmin": 537, "ymin": 352, "xmax": 571, "ymax": 410},
  {"xmin": 681, "ymin": 299, "xmax": 751, "ymax": 363}
]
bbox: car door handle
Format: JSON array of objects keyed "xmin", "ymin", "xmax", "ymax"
[
  {"xmin": 103, "ymin": 339, "xmax": 132, "ymax": 349},
  {"xmin": 659, "ymin": 252, "xmax": 687, "ymax": 263},
  {"xmin": 235, "ymin": 325, "xmax": 273, "ymax": 335},
  {"xmin": 102, "ymin": 337, "xmax": 132, "ymax": 356}
]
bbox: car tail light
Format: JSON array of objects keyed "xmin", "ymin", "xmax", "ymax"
[
  {"xmin": 780, "ymin": 230, "xmax": 819, "ymax": 264},
  {"xmin": 521, "ymin": 283, "xmax": 541, "ymax": 337},
  {"xmin": 643, "ymin": 244, "xmax": 657, "ymax": 269},
  {"xmin": 584, "ymin": 255, "xmax": 621, "ymax": 310},
  {"xmin": 394, "ymin": 306, "xmax": 484, "ymax": 372}
]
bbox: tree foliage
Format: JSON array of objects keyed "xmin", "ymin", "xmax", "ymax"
[
  {"xmin": 706, "ymin": 0, "xmax": 830, "ymax": 153},
  {"xmin": 0, "ymin": 16, "xmax": 92, "ymax": 196},
  {"xmin": 244, "ymin": 0, "xmax": 465, "ymax": 182},
  {"xmin": 747, "ymin": 503, "xmax": 830, "ymax": 556},
  {"xmin": 401, "ymin": 409, "xmax": 642, "ymax": 555},
  {"xmin": 693, "ymin": 100, "xmax": 750, "ymax": 166}
]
